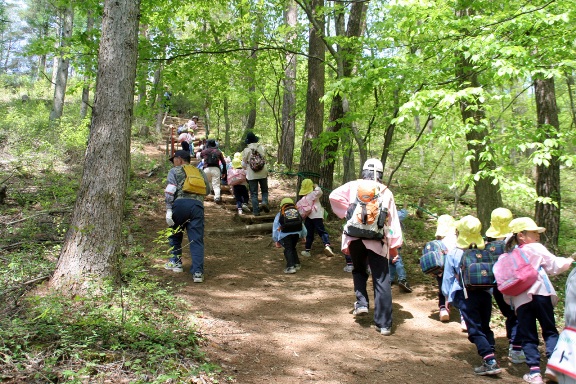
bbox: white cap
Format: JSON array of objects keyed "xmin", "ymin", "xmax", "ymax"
[{"xmin": 363, "ymin": 158, "xmax": 383, "ymax": 173}]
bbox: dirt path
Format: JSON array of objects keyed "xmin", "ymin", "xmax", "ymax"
[{"xmin": 144, "ymin": 145, "xmax": 529, "ymax": 384}]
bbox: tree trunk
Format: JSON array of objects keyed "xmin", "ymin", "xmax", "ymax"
[
  {"xmin": 80, "ymin": 11, "xmax": 94, "ymax": 119},
  {"xmin": 279, "ymin": 0, "xmax": 298, "ymax": 170},
  {"xmin": 136, "ymin": 25, "xmax": 149, "ymax": 107},
  {"xmin": 299, "ymin": 0, "xmax": 325, "ymax": 192},
  {"xmin": 534, "ymin": 76, "xmax": 561, "ymax": 250},
  {"xmin": 223, "ymin": 95, "xmax": 231, "ymax": 149},
  {"xmin": 243, "ymin": 10, "xmax": 264, "ymax": 135},
  {"xmin": 50, "ymin": 2, "xmax": 74, "ymax": 121},
  {"xmin": 319, "ymin": 1, "xmax": 367, "ymax": 210},
  {"xmin": 51, "ymin": 0, "xmax": 141, "ymax": 293},
  {"xmin": 455, "ymin": 7, "xmax": 502, "ymax": 230}
]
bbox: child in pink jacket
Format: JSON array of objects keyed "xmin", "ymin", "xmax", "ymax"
[
  {"xmin": 504, "ymin": 217, "xmax": 574, "ymax": 384},
  {"xmin": 297, "ymin": 179, "xmax": 334, "ymax": 257}
]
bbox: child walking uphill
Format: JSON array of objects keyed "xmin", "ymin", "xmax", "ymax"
[
  {"xmin": 502, "ymin": 217, "xmax": 574, "ymax": 384},
  {"xmin": 428, "ymin": 214, "xmax": 456, "ymax": 323},
  {"xmin": 484, "ymin": 207, "xmax": 525, "ymax": 364},
  {"xmin": 227, "ymin": 152, "xmax": 250, "ymax": 215},
  {"xmin": 442, "ymin": 215, "xmax": 501, "ymax": 376},
  {"xmin": 272, "ymin": 198, "xmax": 307, "ymax": 274},
  {"xmin": 297, "ymin": 179, "xmax": 335, "ymax": 258}
]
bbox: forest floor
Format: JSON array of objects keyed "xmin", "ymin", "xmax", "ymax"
[{"xmin": 140, "ymin": 144, "xmax": 542, "ymax": 384}]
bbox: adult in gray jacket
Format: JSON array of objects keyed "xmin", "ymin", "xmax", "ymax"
[{"xmin": 242, "ymin": 132, "xmax": 269, "ymax": 216}]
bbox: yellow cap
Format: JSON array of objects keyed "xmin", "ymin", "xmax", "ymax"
[
  {"xmin": 509, "ymin": 217, "xmax": 546, "ymax": 234},
  {"xmin": 485, "ymin": 208, "xmax": 513, "ymax": 238},
  {"xmin": 435, "ymin": 214, "xmax": 456, "ymax": 237},
  {"xmin": 299, "ymin": 179, "xmax": 314, "ymax": 196},
  {"xmin": 456, "ymin": 215, "xmax": 485, "ymax": 249},
  {"xmin": 280, "ymin": 197, "xmax": 294, "ymax": 207}
]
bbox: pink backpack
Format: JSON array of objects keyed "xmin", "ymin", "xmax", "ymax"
[
  {"xmin": 493, "ymin": 247, "xmax": 539, "ymax": 296},
  {"xmin": 227, "ymin": 168, "xmax": 246, "ymax": 186},
  {"xmin": 296, "ymin": 196, "xmax": 315, "ymax": 219}
]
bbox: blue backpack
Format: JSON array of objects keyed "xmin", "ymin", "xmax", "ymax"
[
  {"xmin": 420, "ymin": 240, "xmax": 447, "ymax": 276},
  {"xmin": 459, "ymin": 245, "xmax": 498, "ymax": 291}
]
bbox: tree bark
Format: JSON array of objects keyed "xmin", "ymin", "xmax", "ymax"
[
  {"xmin": 51, "ymin": 0, "xmax": 141, "ymax": 293},
  {"xmin": 279, "ymin": 0, "xmax": 298, "ymax": 170},
  {"xmin": 80, "ymin": 10, "xmax": 94, "ymax": 119},
  {"xmin": 49, "ymin": 2, "xmax": 74, "ymax": 121},
  {"xmin": 319, "ymin": 1, "xmax": 367, "ymax": 209},
  {"xmin": 534, "ymin": 76, "xmax": 561, "ymax": 250},
  {"xmin": 298, "ymin": 0, "xmax": 325, "ymax": 191},
  {"xmin": 455, "ymin": 6, "xmax": 502, "ymax": 230}
]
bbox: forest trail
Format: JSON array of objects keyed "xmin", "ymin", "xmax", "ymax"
[{"xmin": 141, "ymin": 143, "xmax": 529, "ymax": 384}]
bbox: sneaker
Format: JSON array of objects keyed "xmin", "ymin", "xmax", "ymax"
[
  {"xmin": 301, "ymin": 250, "xmax": 311, "ymax": 257},
  {"xmin": 376, "ymin": 326, "xmax": 392, "ymax": 336},
  {"xmin": 398, "ymin": 280, "xmax": 413, "ymax": 293},
  {"xmin": 261, "ymin": 204, "xmax": 270, "ymax": 213},
  {"xmin": 323, "ymin": 245, "xmax": 335, "ymax": 257},
  {"xmin": 545, "ymin": 368, "xmax": 558, "ymax": 383},
  {"xmin": 241, "ymin": 203, "xmax": 250, "ymax": 213},
  {"xmin": 284, "ymin": 266, "xmax": 297, "ymax": 274},
  {"xmin": 193, "ymin": 272, "xmax": 204, "ymax": 283},
  {"xmin": 474, "ymin": 360, "xmax": 502, "ymax": 376},
  {"xmin": 343, "ymin": 264, "xmax": 353, "ymax": 273},
  {"xmin": 294, "ymin": 264, "xmax": 302, "ymax": 271},
  {"xmin": 523, "ymin": 373, "xmax": 544, "ymax": 383},
  {"xmin": 237, "ymin": 208, "xmax": 243, "ymax": 215},
  {"xmin": 164, "ymin": 260, "xmax": 183, "ymax": 273},
  {"xmin": 439, "ymin": 307, "xmax": 450, "ymax": 322},
  {"xmin": 509, "ymin": 349, "xmax": 526, "ymax": 364},
  {"xmin": 352, "ymin": 302, "xmax": 368, "ymax": 316}
]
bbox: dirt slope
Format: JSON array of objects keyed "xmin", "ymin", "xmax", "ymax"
[{"xmin": 144, "ymin": 145, "xmax": 534, "ymax": 384}]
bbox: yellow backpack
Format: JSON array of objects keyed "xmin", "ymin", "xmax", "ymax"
[{"xmin": 181, "ymin": 165, "xmax": 207, "ymax": 195}]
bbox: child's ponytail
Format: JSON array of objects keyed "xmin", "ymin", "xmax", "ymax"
[{"xmin": 505, "ymin": 234, "xmax": 519, "ymax": 252}]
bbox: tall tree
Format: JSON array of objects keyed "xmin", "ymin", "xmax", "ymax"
[
  {"xmin": 80, "ymin": 10, "xmax": 94, "ymax": 119},
  {"xmin": 51, "ymin": 0, "xmax": 141, "ymax": 292},
  {"xmin": 298, "ymin": 0, "xmax": 325, "ymax": 186},
  {"xmin": 318, "ymin": 1, "xmax": 367, "ymax": 201},
  {"xmin": 279, "ymin": 0, "xmax": 297, "ymax": 170},
  {"xmin": 49, "ymin": 0, "xmax": 74, "ymax": 121},
  {"xmin": 534, "ymin": 76, "xmax": 561, "ymax": 249},
  {"xmin": 455, "ymin": 5, "xmax": 502, "ymax": 229}
]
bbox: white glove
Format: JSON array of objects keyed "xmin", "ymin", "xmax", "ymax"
[{"xmin": 166, "ymin": 209, "xmax": 175, "ymax": 227}]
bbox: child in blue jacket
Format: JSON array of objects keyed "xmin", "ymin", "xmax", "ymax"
[
  {"xmin": 442, "ymin": 215, "xmax": 501, "ymax": 376},
  {"xmin": 273, "ymin": 198, "xmax": 307, "ymax": 274}
]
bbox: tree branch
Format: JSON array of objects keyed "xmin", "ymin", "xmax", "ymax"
[{"xmin": 386, "ymin": 108, "xmax": 438, "ymax": 186}]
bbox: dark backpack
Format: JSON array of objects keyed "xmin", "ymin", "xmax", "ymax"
[
  {"xmin": 485, "ymin": 240, "xmax": 505, "ymax": 257},
  {"xmin": 279, "ymin": 203, "xmax": 303, "ymax": 232},
  {"xmin": 206, "ymin": 150, "xmax": 220, "ymax": 167},
  {"xmin": 249, "ymin": 148, "xmax": 266, "ymax": 172},
  {"xmin": 420, "ymin": 240, "xmax": 447, "ymax": 275},
  {"xmin": 459, "ymin": 245, "xmax": 498, "ymax": 291}
]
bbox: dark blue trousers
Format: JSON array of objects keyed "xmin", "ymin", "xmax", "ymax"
[
  {"xmin": 516, "ymin": 295, "xmax": 559, "ymax": 369},
  {"xmin": 232, "ymin": 184, "xmax": 249, "ymax": 209},
  {"xmin": 304, "ymin": 217, "xmax": 330, "ymax": 250},
  {"xmin": 453, "ymin": 289, "xmax": 495, "ymax": 358},
  {"xmin": 493, "ymin": 287, "xmax": 520, "ymax": 344}
]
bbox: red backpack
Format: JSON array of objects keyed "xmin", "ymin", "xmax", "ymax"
[{"xmin": 493, "ymin": 247, "xmax": 539, "ymax": 296}]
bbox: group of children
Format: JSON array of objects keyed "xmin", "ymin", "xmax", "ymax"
[{"xmin": 434, "ymin": 208, "xmax": 574, "ymax": 383}]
